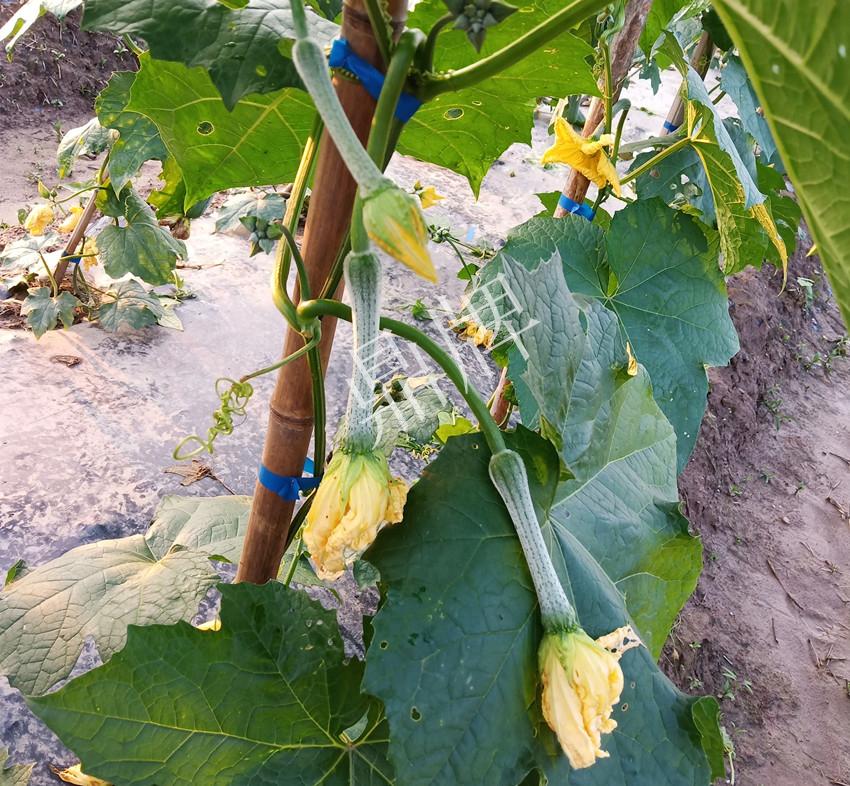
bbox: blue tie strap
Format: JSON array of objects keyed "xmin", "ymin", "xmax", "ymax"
[
  {"xmin": 663, "ymin": 120, "xmax": 680, "ymax": 133},
  {"xmin": 558, "ymin": 193, "xmax": 595, "ymax": 221},
  {"xmin": 328, "ymin": 38, "xmax": 422, "ymax": 123},
  {"xmin": 258, "ymin": 457, "xmax": 322, "ymax": 501}
]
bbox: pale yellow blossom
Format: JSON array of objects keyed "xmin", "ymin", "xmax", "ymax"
[
  {"xmin": 539, "ymin": 625, "xmax": 640, "ymax": 769},
  {"xmin": 58, "ymin": 205, "xmax": 85, "ymax": 234},
  {"xmin": 23, "ymin": 204, "xmax": 54, "ymax": 236},
  {"xmin": 304, "ymin": 450, "xmax": 408, "ymax": 580}
]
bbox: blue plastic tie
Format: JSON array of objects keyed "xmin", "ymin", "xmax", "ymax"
[
  {"xmin": 328, "ymin": 38, "xmax": 422, "ymax": 122},
  {"xmin": 558, "ymin": 193, "xmax": 595, "ymax": 221},
  {"xmin": 258, "ymin": 457, "xmax": 321, "ymax": 501},
  {"xmin": 662, "ymin": 120, "xmax": 680, "ymax": 133},
  {"xmin": 68, "ymin": 256, "xmax": 82, "ymax": 265}
]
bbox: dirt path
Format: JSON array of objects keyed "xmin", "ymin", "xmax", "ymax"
[{"xmin": 674, "ymin": 253, "xmax": 850, "ymax": 785}]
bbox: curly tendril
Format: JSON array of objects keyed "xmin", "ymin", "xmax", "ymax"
[{"xmin": 173, "ymin": 378, "xmax": 255, "ymax": 460}]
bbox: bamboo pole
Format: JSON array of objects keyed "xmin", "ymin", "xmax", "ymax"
[
  {"xmin": 236, "ymin": 0, "xmax": 408, "ymax": 584},
  {"xmin": 661, "ymin": 31, "xmax": 714, "ymax": 135},
  {"xmin": 554, "ymin": 0, "xmax": 652, "ymax": 215},
  {"xmin": 51, "ymin": 194, "xmax": 99, "ymax": 288}
]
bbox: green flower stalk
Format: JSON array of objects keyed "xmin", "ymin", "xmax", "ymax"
[{"xmin": 289, "ymin": 0, "xmax": 436, "ymax": 279}]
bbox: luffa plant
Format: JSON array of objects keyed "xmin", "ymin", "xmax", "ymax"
[{"xmin": 0, "ymin": 0, "xmax": 847, "ymax": 783}]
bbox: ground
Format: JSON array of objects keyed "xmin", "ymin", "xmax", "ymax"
[{"xmin": 1, "ymin": 5, "xmax": 849, "ymax": 786}]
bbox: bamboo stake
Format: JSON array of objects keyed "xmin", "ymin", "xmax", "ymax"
[
  {"xmin": 553, "ymin": 0, "xmax": 652, "ymax": 215},
  {"xmin": 51, "ymin": 194, "xmax": 99, "ymax": 287},
  {"xmin": 236, "ymin": 0, "xmax": 408, "ymax": 584},
  {"xmin": 660, "ymin": 31, "xmax": 714, "ymax": 135}
]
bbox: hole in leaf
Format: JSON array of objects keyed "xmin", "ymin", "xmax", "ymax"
[
  {"xmin": 255, "ymin": 64, "xmax": 268, "ymax": 77},
  {"xmin": 410, "ymin": 707, "xmax": 422, "ymax": 721},
  {"xmin": 443, "ymin": 108, "xmax": 464, "ymax": 121},
  {"xmin": 621, "ymin": 703, "xmax": 629, "ymax": 712},
  {"xmin": 379, "ymin": 640, "xmax": 389, "ymax": 650},
  {"xmin": 197, "ymin": 121, "xmax": 215, "ymax": 136}
]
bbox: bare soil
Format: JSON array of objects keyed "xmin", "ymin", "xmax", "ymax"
[
  {"xmin": 0, "ymin": 3, "xmax": 134, "ymax": 129},
  {"xmin": 672, "ymin": 245, "xmax": 850, "ymax": 786}
]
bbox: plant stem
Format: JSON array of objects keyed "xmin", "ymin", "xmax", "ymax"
[
  {"xmin": 418, "ymin": 0, "xmax": 607, "ymax": 100},
  {"xmin": 421, "ymin": 13, "xmax": 453, "ymax": 71},
  {"xmin": 239, "ymin": 333, "xmax": 320, "ymax": 383},
  {"xmin": 367, "ymin": 30, "xmax": 419, "ymax": 166},
  {"xmin": 39, "ymin": 253, "xmax": 59, "ymax": 297},
  {"xmin": 363, "ymin": 0, "xmax": 393, "ymax": 66},
  {"xmin": 602, "ymin": 40, "xmax": 613, "ymax": 134},
  {"xmin": 297, "ymin": 298, "xmax": 506, "ymax": 454},
  {"xmin": 272, "ymin": 116, "xmax": 322, "ymax": 326},
  {"xmin": 619, "ymin": 134, "xmax": 692, "ymax": 185}
]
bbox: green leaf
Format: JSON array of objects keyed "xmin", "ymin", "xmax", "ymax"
[
  {"xmin": 720, "ymin": 54, "xmax": 781, "ymax": 171},
  {"xmin": 95, "ymin": 280, "xmax": 162, "ymax": 331},
  {"xmin": 19, "ymin": 287, "xmax": 79, "ymax": 338},
  {"xmin": 0, "ymin": 494, "xmax": 250, "ymax": 696},
  {"xmin": 82, "ymin": 0, "xmax": 337, "ymax": 109},
  {"xmin": 399, "ymin": 0, "xmax": 599, "ymax": 196},
  {"xmin": 29, "ymin": 582, "xmax": 393, "ymax": 786},
  {"xmin": 214, "ymin": 191, "xmax": 287, "ymax": 234},
  {"xmin": 710, "ymin": 0, "xmax": 850, "ymax": 328},
  {"xmin": 364, "ymin": 429, "xmax": 721, "ymax": 786},
  {"xmin": 125, "ymin": 56, "xmax": 316, "ymax": 207},
  {"xmin": 96, "ymin": 188, "xmax": 187, "ymax": 284},
  {"xmin": 147, "ymin": 156, "xmax": 188, "ymax": 219},
  {"xmin": 0, "ymin": 0, "xmax": 81, "ymax": 52},
  {"xmin": 499, "ymin": 256, "xmax": 701, "ymax": 655},
  {"xmin": 688, "ymin": 109, "xmax": 767, "ymax": 274},
  {"xmin": 639, "ymin": 0, "xmax": 687, "ymax": 56},
  {"xmin": 0, "ymin": 234, "xmax": 60, "ymax": 272},
  {"xmin": 95, "ymin": 71, "xmax": 169, "ymax": 193},
  {"xmin": 56, "ymin": 117, "xmax": 113, "ymax": 179},
  {"xmin": 476, "ymin": 201, "xmax": 739, "ymax": 468}
]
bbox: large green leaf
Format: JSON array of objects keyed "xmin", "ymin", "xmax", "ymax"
[
  {"xmin": 19, "ymin": 287, "xmax": 79, "ymax": 339},
  {"xmin": 96, "ymin": 187, "xmax": 187, "ymax": 284},
  {"xmin": 499, "ymin": 257, "xmax": 701, "ymax": 655},
  {"xmin": 0, "ymin": 495, "xmax": 250, "ymax": 696},
  {"xmin": 364, "ymin": 429, "xmax": 722, "ymax": 786},
  {"xmin": 30, "ymin": 583, "xmax": 392, "ymax": 786},
  {"xmin": 639, "ymin": 0, "xmax": 687, "ymax": 56},
  {"xmin": 711, "ymin": 0, "xmax": 850, "ymax": 327},
  {"xmin": 126, "ymin": 56, "xmax": 315, "ymax": 207},
  {"xmin": 477, "ymin": 201, "xmax": 739, "ymax": 469},
  {"xmin": 82, "ymin": 0, "xmax": 337, "ymax": 109},
  {"xmin": 95, "ymin": 71, "xmax": 169, "ymax": 193},
  {"xmin": 399, "ymin": 0, "xmax": 600, "ymax": 196}
]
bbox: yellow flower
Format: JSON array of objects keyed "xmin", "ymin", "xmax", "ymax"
[
  {"xmin": 304, "ymin": 450, "xmax": 408, "ymax": 580},
  {"xmin": 79, "ymin": 237, "xmax": 99, "ymax": 270},
  {"xmin": 58, "ymin": 205, "xmax": 85, "ymax": 234},
  {"xmin": 542, "ymin": 118, "xmax": 622, "ymax": 198},
  {"xmin": 362, "ymin": 186, "xmax": 438, "ymax": 283},
  {"xmin": 416, "ymin": 184, "xmax": 445, "ymax": 210},
  {"xmin": 23, "ymin": 204, "xmax": 54, "ymax": 236},
  {"xmin": 539, "ymin": 625, "xmax": 640, "ymax": 769}
]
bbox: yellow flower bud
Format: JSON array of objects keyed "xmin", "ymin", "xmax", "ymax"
[
  {"xmin": 304, "ymin": 450, "xmax": 408, "ymax": 581},
  {"xmin": 362, "ymin": 186, "xmax": 437, "ymax": 283},
  {"xmin": 58, "ymin": 205, "xmax": 85, "ymax": 234},
  {"xmin": 539, "ymin": 625, "xmax": 640, "ymax": 769},
  {"xmin": 542, "ymin": 118, "xmax": 622, "ymax": 198},
  {"xmin": 417, "ymin": 185, "xmax": 445, "ymax": 210},
  {"xmin": 23, "ymin": 204, "xmax": 55, "ymax": 236}
]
